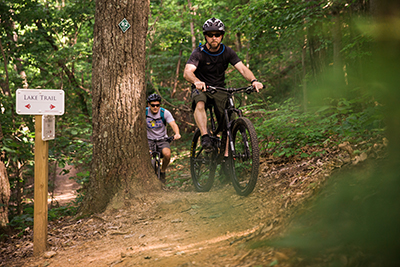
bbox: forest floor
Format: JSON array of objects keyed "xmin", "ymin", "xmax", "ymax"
[{"xmin": 0, "ymin": 141, "xmax": 383, "ymax": 267}]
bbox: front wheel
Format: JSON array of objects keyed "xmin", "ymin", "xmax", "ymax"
[
  {"xmin": 152, "ymin": 156, "xmax": 161, "ymax": 181},
  {"xmin": 230, "ymin": 117, "xmax": 260, "ymax": 196},
  {"xmin": 190, "ymin": 129, "xmax": 217, "ymax": 192}
]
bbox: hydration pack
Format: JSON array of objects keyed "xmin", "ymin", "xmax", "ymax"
[{"xmin": 146, "ymin": 107, "xmax": 166, "ymax": 125}]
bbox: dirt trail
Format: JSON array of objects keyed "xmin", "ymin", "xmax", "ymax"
[
  {"xmin": 50, "ymin": 164, "xmax": 80, "ymax": 206},
  {"xmin": 2, "ymin": 153, "xmax": 347, "ymax": 267},
  {"xmin": 22, "ymin": 187, "xmax": 295, "ymax": 267}
]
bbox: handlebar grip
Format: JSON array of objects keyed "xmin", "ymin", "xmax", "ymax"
[{"xmin": 247, "ymin": 84, "xmax": 265, "ymax": 94}]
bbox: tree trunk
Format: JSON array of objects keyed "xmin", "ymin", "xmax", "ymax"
[
  {"xmin": 0, "ymin": 161, "xmax": 10, "ymax": 227},
  {"xmin": 81, "ymin": 0, "xmax": 158, "ymax": 214},
  {"xmin": 369, "ymin": 0, "xmax": 379, "ymax": 16},
  {"xmin": 234, "ymin": 32, "xmax": 242, "ymax": 52},
  {"xmin": 172, "ymin": 50, "xmax": 182, "ymax": 98},
  {"xmin": 0, "ymin": 124, "xmax": 10, "ymax": 227},
  {"xmin": 188, "ymin": 0, "xmax": 196, "ymax": 51},
  {"xmin": 302, "ymin": 21, "xmax": 308, "ymax": 112},
  {"xmin": 0, "ymin": 39, "xmax": 11, "ymax": 96},
  {"xmin": 331, "ymin": 9, "xmax": 343, "ymax": 83}
]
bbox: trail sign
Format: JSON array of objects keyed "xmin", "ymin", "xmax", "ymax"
[
  {"xmin": 42, "ymin": 115, "xmax": 55, "ymax": 141},
  {"xmin": 15, "ymin": 89, "xmax": 65, "ymax": 255},
  {"xmin": 16, "ymin": 89, "xmax": 65, "ymax": 115}
]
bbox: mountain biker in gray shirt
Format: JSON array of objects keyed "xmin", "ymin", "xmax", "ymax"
[
  {"xmin": 183, "ymin": 17, "xmax": 263, "ymax": 155},
  {"xmin": 146, "ymin": 93, "xmax": 181, "ymax": 182}
]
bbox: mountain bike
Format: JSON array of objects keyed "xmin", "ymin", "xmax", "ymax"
[
  {"xmin": 190, "ymin": 85, "xmax": 260, "ymax": 196},
  {"xmin": 149, "ymin": 136, "xmax": 174, "ymax": 181}
]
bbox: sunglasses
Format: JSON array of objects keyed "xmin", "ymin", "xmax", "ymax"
[
  {"xmin": 205, "ymin": 33, "xmax": 222, "ymax": 38},
  {"xmin": 150, "ymin": 104, "xmax": 160, "ymax": 107}
]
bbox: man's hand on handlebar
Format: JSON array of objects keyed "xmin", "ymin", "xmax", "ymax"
[
  {"xmin": 252, "ymin": 81, "xmax": 263, "ymax": 92},
  {"xmin": 173, "ymin": 133, "xmax": 181, "ymax": 140},
  {"xmin": 194, "ymin": 81, "xmax": 207, "ymax": 91}
]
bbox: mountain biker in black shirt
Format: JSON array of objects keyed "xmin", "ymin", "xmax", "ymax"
[{"xmin": 183, "ymin": 17, "xmax": 263, "ymax": 154}]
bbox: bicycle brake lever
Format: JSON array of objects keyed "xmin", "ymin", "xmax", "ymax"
[
  {"xmin": 207, "ymin": 86, "xmax": 217, "ymax": 94},
  {"xmin": 246, "ymin": 87, "xmax": 254, "ymax": 94}
]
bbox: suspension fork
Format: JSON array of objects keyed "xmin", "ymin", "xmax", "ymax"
[
  {"xmin": 223, "ymin": 109, "xmax": 234, "ymax": 157},
  {"xmin": 224, "ymin": 95, "xmax": 241, "ymax": 158},
  {"xmin": 224, "ymin": 94, "xmax": 246, "ymax": 159}
]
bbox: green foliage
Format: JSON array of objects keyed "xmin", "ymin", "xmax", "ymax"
[
  {"xmin": 8, "ymin": 202, "xmax": 78, "ymax": 237},
  {"xmin": 1, "ymin": 0, "xmax": 94, "ymax": 92},
  {"xmin": 251, "ymin": 5, "xmax": 400, "ymax": 265},
  {"xmin": 1, "ymin": 0, "xmax": 94, "ymax": 231},
  {"xmin": 48, "ymin": 205, "xmax": 78, "ymax": 221},
  {"xmin": 1, "ymin": 93, "xmax": 35, "ymax": 221},
  {"xmin": 8, "ymin": 205, "xmax": 34, "ymax": 235},
  {"xmin": 254, "ymin": 95, "xmax": 384, "ymax": 159}
]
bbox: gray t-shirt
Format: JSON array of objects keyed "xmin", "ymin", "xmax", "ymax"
[{"xmin": 146, "ymin": 108, "xmax": 174, "ymax": 140}]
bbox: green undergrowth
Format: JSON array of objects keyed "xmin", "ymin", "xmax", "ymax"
[
  {"xmin": 250, "ymin": 96, "xmax": 385, "ymax": 159},
  {"xmin": 6, "ymin": 203, "xmax": 77, "ymax": 239},
  {"xmin": 164, "ymin": 133, "xmax": 193, "ymax": 188}
]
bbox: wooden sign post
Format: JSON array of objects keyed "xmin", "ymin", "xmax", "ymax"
[
  {"xmin": 16, "ymin": 89, "xmax": 64, "ymax": 255},
  {"xmin": 33, "ymin": 115, "xmax": 49, "ymax": 255}
]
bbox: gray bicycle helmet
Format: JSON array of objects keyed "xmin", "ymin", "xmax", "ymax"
[
  {"xmin": 202, "ymin": 17, "xmax": 225, "ymax": 34},
  {"xmin": 147, "ymin": 93, "xmax": 161, "ymax": 103}
]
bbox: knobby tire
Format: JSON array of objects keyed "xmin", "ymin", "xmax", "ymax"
[
  {"xmin": 230, "ymin": 117, "xmax": 260, "ymax": 196},
  {"xmin": 190, "ymin": 129, "xmax": 217, "ymax": 192}
]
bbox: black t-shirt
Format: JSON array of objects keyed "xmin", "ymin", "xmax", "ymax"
[{"xmin": 186, "ymin": 44, "xmax": 241, "ymax": 87}]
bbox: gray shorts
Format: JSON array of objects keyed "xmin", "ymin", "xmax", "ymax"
[{"xmin": 148, "ymin": 139, "xmax": 170, "ymax": 154}]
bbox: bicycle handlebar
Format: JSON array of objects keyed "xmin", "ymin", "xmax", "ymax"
[
  {"xmin": 207, "ymin": 85, "xmax": 262, "ymax": 94},
  {"xmin": 148, "ymin": 136, "xmax": 174, "ymax": 143}
]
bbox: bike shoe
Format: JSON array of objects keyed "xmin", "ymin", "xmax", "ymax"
[
  {"xmin": 160, "ymin": 172, "xmax": 166, "ymax": 184},
  {"xmin": 201, "ymin": 134, "xmax": 214, "ymax": 152}
]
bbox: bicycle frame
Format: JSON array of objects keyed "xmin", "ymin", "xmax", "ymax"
[
  {"xmin": 207, "ymin": 85, "xmax": 254, "ymax": 159},
  {"xmin": 148, "ymin": 136, "xmax": 174, "ymax": 179}
]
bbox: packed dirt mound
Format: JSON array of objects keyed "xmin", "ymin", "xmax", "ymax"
[{"xmin": 2, "ymin": 142, "xmax": 382, "ymax": 267}]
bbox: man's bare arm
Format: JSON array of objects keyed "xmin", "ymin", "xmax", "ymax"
[
  {"xmin": 183, "ymin": 64, "xmax": 206, "ymax": 91},
  {"xmin": 169, "ymin": 121, "xmax": 181, "ymax": 140},
  {"xmin": 234, "ymin": 62, "xmax": 263, "ymax": 92}
]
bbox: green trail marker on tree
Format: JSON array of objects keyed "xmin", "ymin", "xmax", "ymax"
[{"xmin": 118, "ymin": 18, "xmax": 131, "ymax": 33}]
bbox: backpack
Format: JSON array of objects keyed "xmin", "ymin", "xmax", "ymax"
[{"xmin": 146, "ymin": 107, "xmax": 166, "ymax": 125}]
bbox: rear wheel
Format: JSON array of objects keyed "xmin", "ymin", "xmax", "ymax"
[
  {"xmin": 190, "ymin": 129, "xmax": 217, "ymax": 192},
  {"xmin": 230, "ymin": 117, "xmax": 259, "ymax": 196}
]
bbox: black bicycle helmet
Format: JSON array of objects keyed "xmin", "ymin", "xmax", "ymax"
[
  {"xmin": 147, "ymin": 93, "xmax": 161, "ymax": 103},
  {"xmin": 202, "ymin": 17, "xmax": 225, "ymax": 34}
]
